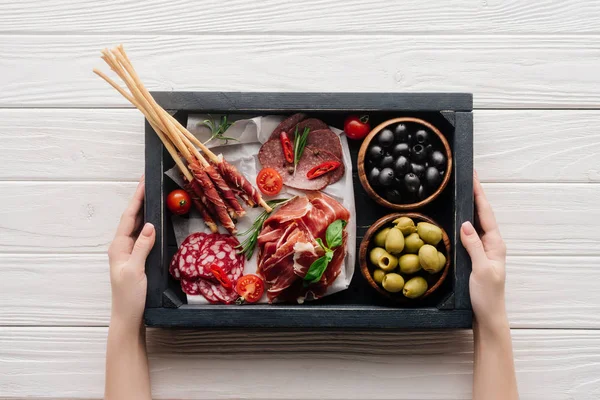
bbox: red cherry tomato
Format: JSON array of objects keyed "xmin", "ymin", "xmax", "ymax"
[
  {"xmin": 343, "ymin": 115, "xmax": 371, "ymax": 140},
  {"xmin": 256, "ymin": 168, "xmax": 283, "ymax": 196},
  {"xmin": 235, "ymin": 274, "xmax": 265, "ymax": 303},
  {"xmin": 166, "ymin": 189, "xmax": 191, "ymax": 215}
]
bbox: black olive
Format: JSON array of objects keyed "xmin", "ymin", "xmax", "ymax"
[
  {"xmin": 367, "ymin": 145, "xmax": 384, "ymax": 163},
  {"xmin": 410, "ymin": 163, "xmax": 426, "ymax": 178},
  {"xmin": 411, "ymin": 144, "xmax": 428, "ymax": 162},
  {"xmin": 386, "ymin": 189, "xmax": 403, "ymax": 204},
  {"xmin": 378, "ymin": 129, "xmax": 395, "ymax": 148},
  {"xmin": 368, "ymin": 167, "xmax": 381, "ymax": 186},
  {"xmin": 394, "ymin": 156, "xmax": 410, "ymax": 176},
  {"xmin": 393, "ymin": 177, "xmax": 403, "ymax": 187},
  {"xmin": 380, "ymin": 154, "xmax": 394, "ymax": 169},
  {"xmin": 404, "ymin": 173, "xmax": 420, "ymax": 193},
  {"xmin": 379, "ymin": 167, "xmax": 395, "ymax": 187},
  {"xmin": 417, "ymin": 185, "xmax": 427, "ymax": 200},
  {"xmin": 425, "ymin": 166, "xmax": 442, "ymax": 188},
  {"xmin": 392, "ymin": 142, "xmax": 410, "ymax": 158},
  {"xmin": 430, "ymin": 150, "xmax": 446, "ymax": 168},
  {"xmin": 415, "ymin": 129, "xmax": 429, "ymax": 145},
  {"xmin": 394, "ymin": 123, "xmax": 408, "ymax": 142}
]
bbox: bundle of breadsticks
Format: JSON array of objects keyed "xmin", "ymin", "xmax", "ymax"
[{"xmin": 94, "ymin": 45, "xmax": 270, "ymax": 234}]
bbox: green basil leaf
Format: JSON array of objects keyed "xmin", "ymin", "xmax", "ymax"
[
  {"xmin": 326, "ymin": 219, "xmax": 347, "ymax": 249},
  {"xmin": 315, "ymin": 238, "xmax": 327, "ymax": 251},
  {"xmin": 304, "ymin": 250, "xmax": 334, "ymax": 284}
]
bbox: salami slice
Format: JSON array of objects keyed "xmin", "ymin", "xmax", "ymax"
[
  {"xmin": 181, "ymin": 278, "xmax": 202, "ymax": 295},
  {"xmin": 307, "ymin": 129, "xmax": 343, "ymax": 160},
  {"xmin": 169, "ymin": 249, "xmax": 182, "ymax": 280},
  {"xmin": 268, "ymin": 113, "xmax": 307, "ymax": 140},
  {"xmin": 293, "ymin": 118, "xmax": 329, "ymax": 134},
  {"xmin": 197, "ymin": 279, "xmax": 221, "ymax": 304}
]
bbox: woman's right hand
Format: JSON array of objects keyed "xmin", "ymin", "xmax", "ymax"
[{"xmin": 460, "ymin": 171, "xmax": 508, "ymax": 330}]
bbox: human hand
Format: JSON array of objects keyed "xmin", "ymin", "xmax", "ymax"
[
  {"xmin": 461, "ymin": 171, "xmax": 508, "ymax": 330},
  {"xmin": 108, "ymin": 177, "xmax": 155, "ymax": 330}
]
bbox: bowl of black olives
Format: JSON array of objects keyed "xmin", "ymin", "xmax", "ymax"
[
  {"xmin": 357, "ymin": 117, "xmax": 452, "ymax": 209},
  {"xmin": 359, "ymin": 213, "xmax": 451, "ymax": 302}
]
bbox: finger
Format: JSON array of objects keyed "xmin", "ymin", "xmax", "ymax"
[
  {"xmin": 460, "ymin": 221, "xmax": 488, "ymax": 272},
  {"xmin": 115, "ymin": 177, "xmax": 145, "ymax": 238},
  {"xmin": 129, "ymin": 223, "xmax": 156, "ymax": 267},
  {"xmin": 473, "ymin": 171, "xmax": 499, "ymax": 235}
]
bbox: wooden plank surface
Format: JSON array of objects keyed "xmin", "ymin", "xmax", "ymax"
[
  {"xmin": 1, "ymin": 0, "xmax": 599, "ymax": 34},
  {"xmin": 0, "ymin": 35, "xmax": 599, "ymax": 108},
  {"xmin": 1, "ymin": 109, "xmax": 599, "ymax": 182},
  {"xmin": 0, "ymin": 327, "xmax": 598, "ymax": 399},
  {"xmin": 1, "ymin": 182, "xmax": 597, "ymax": 255},
  {"xmin": 1, "ymin": 254, "xmax": 598, "ymax": 329}
]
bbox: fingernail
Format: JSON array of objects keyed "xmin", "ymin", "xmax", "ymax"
[
  {"xmin": 462, "ymin": 221, "xmax": 475, "ymax": 235},
  {"xmin": 473, "ymin": 170, "xmax": 478, "ymax": 180},
  {"xmin": 141, "ymin": 222, "xmax": 154, "ymax": 237}
]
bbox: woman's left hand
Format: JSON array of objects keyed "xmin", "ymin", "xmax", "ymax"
[{"xmin": 108, "ymin": 177, "xmax": 155, "ymax": 328}]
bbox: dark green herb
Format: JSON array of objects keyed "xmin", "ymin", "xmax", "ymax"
[
  {"xmin": 304, "ymin": 219, "xmax": 347, "ymax": 285},
  {"xmin": 236, "ymin": 198, "xmax": 293, "ymax": 260},
  {"xmin": 202, "ymin": 115, "xmax": 238, "ymax": 145},
  {"xmin": 293, "ymin": 126, "xmax": 311, "ymax": 173}
]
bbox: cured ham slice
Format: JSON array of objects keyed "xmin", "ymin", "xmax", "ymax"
[{"xmin": 256, "ymin": 192, "xmax": 350, "ymax": 303}]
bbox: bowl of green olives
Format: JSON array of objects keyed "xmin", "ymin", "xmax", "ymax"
[
  {"xmin": 357, "ymin": 117, "xmax": 452, "ymax": 210},
  {"xmin": 359, "ymin": 213, "xmax": 451, "ymax": 302}
]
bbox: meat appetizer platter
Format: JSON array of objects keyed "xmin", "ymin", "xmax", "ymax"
[{"xmin": 94, "ymin": 46, "xmax": 473, "ymax": 329}]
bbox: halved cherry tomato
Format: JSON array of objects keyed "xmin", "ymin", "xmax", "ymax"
[
  {"xmin": 306, "ymin": 161, "xmax": 341, "ymax": 180},
  {"xmin": 166, "ymin": 189, "xmax": 191, "ymax": 215},
  {"xmin": 210, "ymin": 264, "xmax": 232, "ymax": 289},
  {"xmin": 280, "ymin": 131, "xmax": 294, "ymax": 164},
  {"xmin": 256, "ymin": 167, "xmax": 283, "ymax": 196},
  {"xmin": 235, "ymin": 274, "xmax": 265, "ymax": 303},
  {"xmin": 343, "ymin": 115, "xmax": 371, "ymax": 140}
]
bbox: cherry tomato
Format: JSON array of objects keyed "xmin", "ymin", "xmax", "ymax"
[
  {"xmin": 256, "ymin": 168, "xmax": 283, "ymax": 196},
  {"xmin": 343, "ymin": 115, "xmax": 371, "ymax": 140},
  {"xmin": 210, "ymin": 264, "xmax": 232, "ymax": 289},
  {"xmin": 166, "ymin": 189, "xmax": 191, "ymax": 215},
  {"xmin": 235, "ymin": 274, "xmax": 265, "ymax": 303}
]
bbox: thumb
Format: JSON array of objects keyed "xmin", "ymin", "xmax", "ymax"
[
  {"xmin": 130, "ymin": 223, "xmax": 156, "ymax": 266},
  {"xmin": 460, "ymin": 221, "xmax": 488, "ymax": 271}
]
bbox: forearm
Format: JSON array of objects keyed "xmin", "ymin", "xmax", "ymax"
[
  {"xmin": 473, "ymin": 314, "xmax": 519, "ymax": 400},
  {"xmin": 105, "ymin": 317, "xmax": 152, "ymax": 400}
]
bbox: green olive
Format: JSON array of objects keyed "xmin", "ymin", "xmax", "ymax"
[
  {"xmin": 373, "ymin": 269, "xmax": 386, "ymax": 285},
  {"xmin": 369, "ymin": 247, "xmax": 386, "ymax": 265},
  {"xmin": 417, "ymin": 222, "xmax": 443, "ymax": 246},
  {"xmin": 378, "ymin": 251, "xmax": 398, "ymax": 272},
  {"xmin": 382, "ymin": 273, "xmax": 405, "ymax": 293},
  {"xmin": 419, "ymin": 244, "xmax": 442, "ymax": 273},
  {"xmin": 404, "ymin": 233, "xmax": 425, "ymax": 254},
  {"xmin": 393, "ymin": 216, "xmax": 417, "ymax": 235},
  {"xmin": 399, "ymin": 254, "xmax": 421, "ymax": 274},
  {"xmin": 437, "ymin": 252, "xmax": 447, "ymax": 270},
  {"xmin": 403, "ymin": 276, "xmax": 428, "ymax": 299},
  {"xmin": 385, "ymin": 227, "xmax": 405, "ymax": 254},
  {"xmin": 373, "ymin": 227, "xmax": 390, "ymax": 248}
]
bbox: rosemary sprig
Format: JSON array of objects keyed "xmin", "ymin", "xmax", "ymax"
[
  {"xmin": 201, "ymin": 115, "xmax": 238, "ymax": 144},
  {"xmin": 293, "ymin": 126, "xmax": 311, "ymax": 174},
  {"xmin": 236, "ymin": 198, "xmax": 294, "ymax": 260}
]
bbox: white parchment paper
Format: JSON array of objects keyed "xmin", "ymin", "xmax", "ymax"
[{"xmin": 166, "ymin": 115, "xmax": 356, "ymax": 303}]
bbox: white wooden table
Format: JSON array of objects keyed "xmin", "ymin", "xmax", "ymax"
[{"xmin": 1, "ymin": 1, "xmax": 599, "ymax": 398}]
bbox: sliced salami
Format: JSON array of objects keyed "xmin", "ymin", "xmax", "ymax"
[
  {"xmin": 212, "ymin": 261, "xmax": 244, "ymax": 304},
  {"xmin": 169, "ymin": 249, "xmax": 181, "ymax": 280},
  {"xmin": 197, "ymin": 279, "xmax": 221, "ymax": 304},
  {"xmin": 181, "ymin": 278, "xmax": 202, "ymax": 295},
  {"xmin": 268, "ymin": 113, "xmax": 307, "ymax": 140},
  {"xmin": 307, "ymin": 129, "xmax": 343, "ymax": 160},
  {"xmin": 294, "ymin": 118, "xmax": 329, "ymax": 135}
]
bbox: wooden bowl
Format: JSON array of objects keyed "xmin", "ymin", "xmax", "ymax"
[
  {"xmin": 357, "ymin": 117, "xmax": 453, "ymax": 210},
  {"xmin": 359, "ymin": 213, "xmax": 451, "ymax": 302}
]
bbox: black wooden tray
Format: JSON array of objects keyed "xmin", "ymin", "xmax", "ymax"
[{"xmin": 144, "ymin": 92, "xmax": 473, "ymax": 329}]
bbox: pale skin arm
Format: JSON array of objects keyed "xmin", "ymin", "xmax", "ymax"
[
  {"xmin": 461, "ymin": 171, "xmax": 519, "ymax": 400},
  {"xmin": 105, "ymin": 177, "xmax": 154, "ymax": 400}
]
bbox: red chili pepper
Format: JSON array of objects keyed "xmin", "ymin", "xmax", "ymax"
[
  {"xmin": 210, "ymin": 264, "xmax": 232, "ymax": 289},
  {"xmin": 306, "ymin": 161, "xmax": 342, "ymax": 180},
  {"xmin": 280, "ymin": 131, "xmax": 294, "ymax": 164}
]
